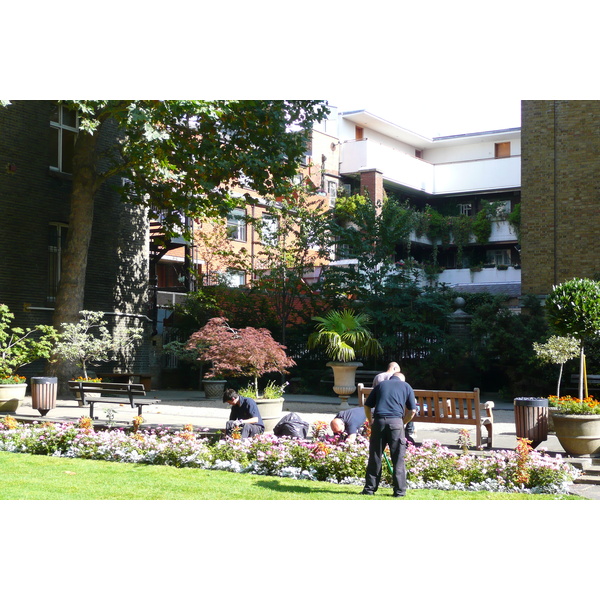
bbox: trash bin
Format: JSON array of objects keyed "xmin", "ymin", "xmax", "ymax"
[
  {"xmin": 514, "ymin": 397, "xmax": 548, "ymax": 448},
  {"xmin": 31, "ymin": 377, "xmax": 58, "ymax": 417}
]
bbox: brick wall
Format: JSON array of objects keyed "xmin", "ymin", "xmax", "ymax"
[
  {"xmin": 521, "ymin": 100, "xmax": 600, "ymax": 295},
  {"xmin": 0, "ymin": 100, "xmax": 151, "ymax": 377}
]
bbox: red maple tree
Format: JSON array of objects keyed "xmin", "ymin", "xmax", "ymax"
[{"xmin": 186, "ymin": 317, "xmax": 296, "ymax": 396}]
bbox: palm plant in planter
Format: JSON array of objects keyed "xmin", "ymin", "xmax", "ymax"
[
  {"xmin": 544, "ymin": 278, "xmax": 600, "ymax": 456},
  {"xmin": 186, "ymin": 318, "xmax": 296, "ymax": 426},
  {"xmin": 0, "ymin": 304, "xmax": 58, "ymax": 411},
  {"xmin": 308, "ymin": 309, "xmax": 382, "ymax": 408}
]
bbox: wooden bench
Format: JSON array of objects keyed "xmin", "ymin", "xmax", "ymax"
[
  {"xmin": 565, "ymin": 374, "xmax": 600, "ymax": 396},
  {"xmin": 68, "ymin": 381, "xmax": 161, "ymax": 420},
  {"xmin": 95, "ymin": 372, "xmax": 152, "ymax": 392},
  {"xmin": 357, "ymin": 384, "xmax": 494, "ymax": 449}
]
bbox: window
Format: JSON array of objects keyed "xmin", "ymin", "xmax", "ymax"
[
  {"xmin": 48, "ymin": 222, "xmax": 68, "ymax": 304},
  {"xmin": 355, "ymin": 126, "xmax": 364, "ymax": 141},
  {"xmin": 327, "ymin": 180, "xmax": 337, "ymax": 207},
  {"xmin": 225, "ymin": 270, "xmax": 246, "ymax": 287},
  {"xmin": 415, "ymin": 149, "xmax": 423, "ymax": 159},
  {"xmin": 486, "ymin": 249, "xmax": 511, "ymax": 266},
  {"xmin": 49, "ymin": 104, "xmax": 78, "ymax": 174},
  {"xmin": 458, "ymin": 203, "xmax": 472, "ymax": 216},
  {"xmin": 227, "ymin": 208, "xmax": 247, "ymax": 241},
  {"xmin": 261, "ymin": 213, "xmax": 278, "ymax": 245},
  {"xmin": 494, "ymin": 142, "xmax": 511, "ymax": 158}
]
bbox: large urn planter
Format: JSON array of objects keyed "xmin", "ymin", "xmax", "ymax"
[
  {"xmin": 203, "ymin": 379, "xmax": 227, "ymax": 400},
  {"xmin": 255, "ymin": 397, "xmax": 285, "ymax": 434},
  {"xmin": 552, "ymin": 413, "xmax": 600, "ymax": 457},
  {"xmin": 0, "ymin": 383, "xmax": 27, "ymax": 412},
  {"xmin": 327, "ymin": 361, "xmax": 363, "ymax": 409}
]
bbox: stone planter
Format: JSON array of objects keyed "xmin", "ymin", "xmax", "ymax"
[
  {"xmin": 203, "ymin": 379, "xmax": 227, "ymax": 400},
  {"xmin": 552, "ymin": 413, "xmax": 600, "ymax": 457},
  {"xmin": 326, "ymin": 361, "xmax": 363, "ymax": 409},
  {"xmin": 0, "ymin": 383, "xmax": 27, "ymax": 412},
  {"xmin": 255, "ymin": 397, "xmax": 285, "ymax": 434}
]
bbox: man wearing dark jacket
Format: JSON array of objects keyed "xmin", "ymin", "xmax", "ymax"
[
  {"xmin": 223, "ymin": 388, "xmax": 265, "ymax": 438},
  {"xmin": 361, "ymin": 375, "xmax": 416, "ymax": 497},
  {"xmin": 330, "ymin": 406, "xmax": 367, "ymax": 442}
]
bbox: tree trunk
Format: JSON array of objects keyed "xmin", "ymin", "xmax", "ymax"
[{"xmin": 47, "ymin": 127, "xmax": 104, "ymax": 385}]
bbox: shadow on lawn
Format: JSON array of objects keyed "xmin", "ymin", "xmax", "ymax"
[{"xmin": 253, "ymin": 479, "xmax": 369, "ymax": 496}]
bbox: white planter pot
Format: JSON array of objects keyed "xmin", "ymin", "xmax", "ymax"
[
  {"xmin": 255, "ymin": 397, "xmax": 284, "ymax": 433},
  {"xmin": 0, "ymin": 383, "xmax": 27, "ymax": 412}
]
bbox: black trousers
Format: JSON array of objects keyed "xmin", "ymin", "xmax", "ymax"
[
  {"xmin": 363, "ymin": 416, "xmax": 408, "ymax": 495},
  {"xmin": 226, "ymin": 420, "xmax": 264, "ymax": 438}
]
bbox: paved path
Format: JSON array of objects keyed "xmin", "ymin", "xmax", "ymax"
[{"xmin": 7, "ymin": 388, "xmax": 600, "ymax": 499}]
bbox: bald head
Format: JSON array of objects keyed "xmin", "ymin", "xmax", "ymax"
[{"xmin": 330, "ymin": 418, "xmax": 345, "ymax": 434}]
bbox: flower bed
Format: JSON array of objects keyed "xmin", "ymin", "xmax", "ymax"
[{"xmin": 0, "ymin": 416, "xmax": 579, "ymax": 495}]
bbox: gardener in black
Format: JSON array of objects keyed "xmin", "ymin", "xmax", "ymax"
[
  {"xmin": 361, "ymin": 375, "xmax": 417, "ymax": 497},
  {"xmin": 223, "ymin": 388, "xmax": 265, "ymax": 438},
  {"xmin": 330, "ymin": 406, "xmax": 367, "ymax": 443}
]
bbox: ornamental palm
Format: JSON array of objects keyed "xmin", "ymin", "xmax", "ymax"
[{"xmin": 308, "ymin": 309, "xmax": 382, "ymax": 362}]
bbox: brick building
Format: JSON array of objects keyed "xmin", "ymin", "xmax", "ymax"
[
  {"xmin": 521, "ymin": 100, "xmax": 600, "ymax": 296},
  {"xmin": 0, "ymin": 101, "xmax": 153, "ymax": 381}
]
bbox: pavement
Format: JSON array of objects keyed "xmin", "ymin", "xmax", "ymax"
[{"xmin": 6, "ymin": 388, "xmax": 600, "ymax": 499}]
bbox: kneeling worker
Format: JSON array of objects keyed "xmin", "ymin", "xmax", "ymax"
[
  {"xmin": 330, "ymin": 406, "xmax": 368, "ymax": 443},
  {"xmin": 223, "ymin": 388, "xmax": 265, "ymax": 438}
]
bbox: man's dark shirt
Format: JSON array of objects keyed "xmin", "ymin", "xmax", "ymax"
[
  {"xmin": 365, "ymin": 375, "xmax": 416, "ymax": 418},
  {"xmin": 229, "ymin": 396, "xmax": 264, "ymax": 427},
  {"xmin": 335, "ymin": 407, "xmax": 367, "ymax": 435}
]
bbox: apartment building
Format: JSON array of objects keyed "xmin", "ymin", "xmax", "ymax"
[{"xmin": 332, "ymin": 107, "xmax": 522, "ymax": 296}]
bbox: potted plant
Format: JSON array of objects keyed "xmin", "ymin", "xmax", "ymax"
[
  {"xmin": 307, "ymin": 308, "xmax": 382, "ymax": 408},
  {"xmin": 185, "ymin": 317, "xmax": 295, "ymax": 427},
  {"xmin": 544, "ymin": 278, "xmax": 600, "ymax": 456},
  {"xmin": 53, "ymin": 311, "xmax": 143, "ymax": 401},
  {"xmin": 0, "ymin": 304, "xmax": 58, "ymax": 412}
]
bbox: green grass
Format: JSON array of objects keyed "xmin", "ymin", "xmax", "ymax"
[{"xmin": 0, "ymin": 451, "xmax": 582, "ymax": 500}]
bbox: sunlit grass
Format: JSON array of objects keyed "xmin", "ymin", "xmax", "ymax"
[{"xmin": 0, "ymin": 452, "xmax": 581, "ymax": 500}]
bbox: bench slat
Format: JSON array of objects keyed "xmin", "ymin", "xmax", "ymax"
[{"xmin": 357, "ymin": 383, "xmax": 493, "ymax": 449}]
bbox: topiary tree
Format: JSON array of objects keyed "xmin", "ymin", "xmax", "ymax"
[
  {"xmin": 544, "ymin": 278, "xmax": 600, "ymax": 399},
  {"xmin": 533, "ymin": 335, "xmax": 580, "ymax": 397}
]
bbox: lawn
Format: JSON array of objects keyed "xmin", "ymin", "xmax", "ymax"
[{"xmin": 0, "ymin": 451, "xmax": 582, "ymax": 500}]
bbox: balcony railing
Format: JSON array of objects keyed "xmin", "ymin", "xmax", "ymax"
[{"xmin": 340, "ymin": 139, "xmax": 520, "ymax": 194}]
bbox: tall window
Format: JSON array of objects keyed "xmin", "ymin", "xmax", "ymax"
[
  {"xmin": 49, "ymin": 104, "xmax": 78, "ymax": 174},
  {"xmin": 327, "ymin": 180, "xmax": 338, "ymax": 207},
  {"xmin": 261, "ymin": 213, "xmax": 279, "ymax": 245},
  {"xmin": 227, "ymin": 208, "xmax": 247, "ymax": 241},
  {"xmin": 48, "ymin": 222, "xmax": 68, "ymax": 304},
  {"xmin": 486, "ymin": 249, "xmax": 511, "ymax": 266},
  {"xmin": 355, "ymin": 126, "xmax": 364, "ymax": 141}
]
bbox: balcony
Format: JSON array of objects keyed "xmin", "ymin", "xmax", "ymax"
[
  {"xmin": 340, "ymin": 139, "xmax": 520, "ymax": 194},
  {"xmin": 410, "ymin": 219, "xmax": 518, "ymax": 246}
]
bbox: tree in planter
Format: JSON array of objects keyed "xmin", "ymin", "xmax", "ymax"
[
  {"xmin": 308, "ymin": 309, "xmax": 382, "ymax": 362},
  {"xmin": 533, "ymin": 335, "xmax": 580, "ymax": 397},
  {"xmin": 53, "ymin": 311, "xmax": 144, "ymax": 380},
  {"xmin": 0, "ymin": 304, "xmax": 58, "ymax": 383},
  {"xmin": 544, "ymin": 278, "xmax": 600, "ymax": 400},
  {"xmin": 185, "ymin": 317, "xmax": 296, "ymax": 398}
]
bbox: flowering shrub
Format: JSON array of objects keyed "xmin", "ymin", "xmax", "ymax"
[
  {"xmin": 0, "ymin": 417, "xmax": 579, "ymax": 494},
  {"xmin": 0, "ymin": 375, "xmax": 26, "ymax": 385},
  {"xmin": 548, "ymin": 395, "xmax": 600, "ymax": 415}
]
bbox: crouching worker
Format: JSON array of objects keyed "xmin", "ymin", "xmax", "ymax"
[
  {"xmin": 223, "ymin": 388, "xmax": 265, "ymax": 438},
  {"xmin": 330, "ymin": 406, "xmax": 367, "ymax": 443}
]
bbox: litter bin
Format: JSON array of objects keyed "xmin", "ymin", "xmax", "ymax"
[
  {"xmin": 514, "ymin": 397, "xmax": 548, "ymax": 448},
  {"xmin": 31, "ymin": 377, "xmax": 58, "ymax": 417}
]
